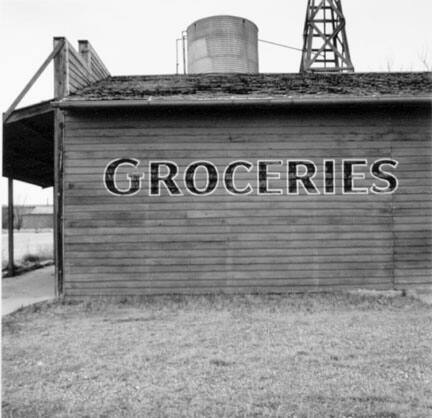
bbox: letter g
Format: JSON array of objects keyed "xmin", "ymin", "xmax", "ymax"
[{"xmin": 104, "ymin": 158, "xmax": 143, "ymax": 196}]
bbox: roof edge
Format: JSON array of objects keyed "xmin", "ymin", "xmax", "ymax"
[
  {"xmin": 3, "ymin": 99, "xmax": 54, "ymax": 124},
  {"xmin": 54, "ymin": 95, "xmax": 432, "ymax": 109}
]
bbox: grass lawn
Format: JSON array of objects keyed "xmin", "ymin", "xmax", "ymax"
[{"xmin": 2, "ymin": 293, "xmax": 432, "ymax": 417}]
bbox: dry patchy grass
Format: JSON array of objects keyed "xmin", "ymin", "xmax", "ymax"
[
  {"xmin": 2, "ymin": 293, "xmax": 432, "ymax": 417},
  {"xmin": 2, "ymin": 231, "xmax": 53, "ymax": 269}
]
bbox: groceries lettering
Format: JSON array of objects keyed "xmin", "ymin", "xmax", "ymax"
[{"xmin": 103, "ymin": 158, "xmax": 399, "ymax": 196}]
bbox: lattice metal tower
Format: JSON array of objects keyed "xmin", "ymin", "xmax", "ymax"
[{"xmin": 300, "ymin": 0, "xmax": 354, "ymax": 73}]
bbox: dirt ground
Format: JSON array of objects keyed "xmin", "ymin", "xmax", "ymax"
[{"xmin": 2, "ymin": 293, "xmax": 432, "ymax": 417}]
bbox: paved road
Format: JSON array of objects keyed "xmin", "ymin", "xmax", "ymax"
[{"xmin": 2, "ymin": 266, "xmax": 55, "ymax": 315}]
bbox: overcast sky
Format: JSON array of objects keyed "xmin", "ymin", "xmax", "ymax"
[{"xmin": 1, "ymin": 0, "xmax": 431, "ymax": 205}]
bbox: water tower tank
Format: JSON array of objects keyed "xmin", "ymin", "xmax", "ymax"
[{"xmin": 187, "ymin": 15, "xmax": 259, "ymax": 74}]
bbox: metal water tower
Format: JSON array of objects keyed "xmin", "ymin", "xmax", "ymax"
[{"xmin": 186, "ymin": 15, "xmax": 259, "ymax": 74}]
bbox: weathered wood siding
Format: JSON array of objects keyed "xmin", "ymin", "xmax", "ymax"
[
  {"xmin": 54, "ymin": 38, "xmax": 110, "ymax": 98},
  {"xmin": 62, "ymin": 104, "xmax": 431, "ymax": 296}
]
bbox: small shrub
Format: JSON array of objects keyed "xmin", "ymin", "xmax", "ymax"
[
  {"xmin": 20, "ymin": 246, "xmax": 53, "ymax": 266},
  {"xmin": 22, "ymin": 254, "xmax": 40, "ymax": 264}
]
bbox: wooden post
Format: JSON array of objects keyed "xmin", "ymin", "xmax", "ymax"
[
  {"xmin": 54, "ymin": 109, "xmax": 64, "ymax": 296},
  {"xmin": 78, "ymin": 40, "xmax": 91, "ymax": 67},
  {"xmin": 182, "ymin": 32, "xmax": 187, "ymax": 74},
  {"xmin": 78, "ymin": 39, "xmax": 110, "ymax": 79},
  {"xmin": 7, "ymin": 177, "xmax": 15, "ymax": 277},
  {"xmin": 53, "ymin": 37, "xmax": 66, "ymax": 293},
  {"xmin": 53, "ymin": 37, "xmax": 69, "ymax": 98}
]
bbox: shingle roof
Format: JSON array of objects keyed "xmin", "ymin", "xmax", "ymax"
[{"xmin": 65, "ymin": 72, "xmax": 432, "ymax": 104}]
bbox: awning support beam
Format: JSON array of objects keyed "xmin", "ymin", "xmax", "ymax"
[
  {"xmin": 7, "ymin": 177, "xmax": 15, "ymax": 277},
  {"xmin": 3, "ymin": 39, "xmax": 65, "ymax": 124}
]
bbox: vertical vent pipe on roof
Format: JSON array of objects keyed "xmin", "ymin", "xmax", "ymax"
[{"xmin": 186, "ymin": 15, "xmax": 259, "ymax": 74}]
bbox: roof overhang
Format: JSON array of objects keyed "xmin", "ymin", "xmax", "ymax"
[
  {"xmin": 55, "ymin": 95, "xmax": 432, "ymax": 109},
  {"xmin": 3, "ymin": 93, "xmax": 430, "ymax": 189},
  {"xmin": 3, "ymin": 100, "xmax": 55, "ymax": 188}
]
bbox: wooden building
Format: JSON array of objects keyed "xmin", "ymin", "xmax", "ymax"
[{"xmin": 3, "ymin": 38, "xmax": 432, "ymax": 296}]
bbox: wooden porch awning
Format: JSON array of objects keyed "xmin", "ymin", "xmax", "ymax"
[
  {"xmin": 3, "ymin": 100, "xmax": 54, "ymax": 187},
  {"xmin": 2, "ymin": 37, "xmax": 110, "ymax": 189},
  {"xmin": 3, "ymin": 37, "xmax": 110, "ymax": 282},
  {"xmin": 3, "ymin": 100, "xmax": 55, "ymax": 188}
]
